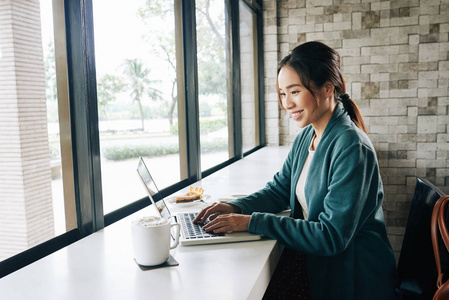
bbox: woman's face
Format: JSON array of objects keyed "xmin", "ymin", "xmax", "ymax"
[{"xmin": 278, "ymin": 66, "xmax": 333, "ymax": 130}]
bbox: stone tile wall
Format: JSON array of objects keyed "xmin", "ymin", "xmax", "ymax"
[{"xmin": 262, "ymin": 0, "xmax": 449, "ymax": 260}]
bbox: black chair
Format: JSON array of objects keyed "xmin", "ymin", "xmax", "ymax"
[{"xmin": 396, "ymin": 177, "xmax": 447, "ymax": 300}]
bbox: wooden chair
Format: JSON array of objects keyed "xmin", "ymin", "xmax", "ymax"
[{"xmin": 396, "ymin": 177, "xmax": 446, "ymax": 300}]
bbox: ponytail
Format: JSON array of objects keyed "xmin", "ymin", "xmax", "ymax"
[{"xmin": 338, "ymin": 93, "xmax": 367, "ymax": 134}]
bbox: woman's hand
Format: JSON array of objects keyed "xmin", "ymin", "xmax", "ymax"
[
  {"xmin": 193, "ymin": 202, "xmax": 251, "ymax": 233},
  {"xmin": 193, "ymin": 202, "xmax": 238, "ymax": 223},
  {"xmin": 201, "ymin": 213, "xmax": 251, "ymax": 233}
]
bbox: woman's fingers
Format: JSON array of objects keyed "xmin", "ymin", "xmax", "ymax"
[
  {"xmin": 202, "ymin": 214, "xmax": 251, "ymax": 233},
  {"xmin": 202, "ymin": 214, "xmax": 229, "ymax": 232},
  {"xmin": 193, "ymin": 203, "xmax": 219, "ymax": 223},
  {"xmin": 203, "ymin": 220, "xmax": 231, "ymax": 234},
  {"xmin": 192, "ymin": 205, "xmax": 210, "ymax": 223},
  {"xmin": 193, "ymin": 203, "xmax": 235, "ymax": 224}
]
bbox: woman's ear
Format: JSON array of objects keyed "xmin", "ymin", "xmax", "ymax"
[{"xmin": 322, "ymin": 82, "xmax": 335, "ymax": 99}]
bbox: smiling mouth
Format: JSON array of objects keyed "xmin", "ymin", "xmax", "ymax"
[{"xmin": 290, "ymin": 110, "xmax": 304, "ymax": 119}]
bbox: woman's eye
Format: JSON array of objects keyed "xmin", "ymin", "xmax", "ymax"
[
  {"xmin": 280, "ymin": 92, "xmax": 286, "ymax": 97},
  {"xmin": 292, "ymin": 90, "xmax": 300, "ymax": 95}
]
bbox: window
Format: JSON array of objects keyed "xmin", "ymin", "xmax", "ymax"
[
  {"xmin": 196, "ymin": 0, "xmax": 231, "ymax": 172},
  {"xmin": 0, "ymin": 0, "xmax": 264, "ymax": 278},
  {"xmin": 93, "ymin": 0, "xmax": 182, "ymax": 214},
  {"xmin": 0, "ymin": 0, "xmax": 76, "ymax": 262}
]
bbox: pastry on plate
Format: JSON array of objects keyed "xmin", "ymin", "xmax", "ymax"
[{"xmin": 175, "ymin": 187, "xmax": 204, "ymax": 203}]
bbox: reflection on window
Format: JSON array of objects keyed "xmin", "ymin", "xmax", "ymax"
[
  {"xmin": 239, "ymin": 1, "xmax": 259, "ymax": 152},
  {"xmin": 0, "ymin": 1, "xmax": 72, "ymax": 261},
  {"xmin": 93, "ymin": 0, "xmax": 181, "ymax": 214},
  {"xmin": 196, "ymin": 0, "xmax": 230, "ymax": 171}
]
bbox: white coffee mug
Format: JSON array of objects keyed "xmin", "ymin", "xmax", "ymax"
[{"xmin": 131, "ymin": 216, "xmax": 180, "ymax": 266}]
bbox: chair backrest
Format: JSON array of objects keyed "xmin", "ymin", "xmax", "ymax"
[{"xmin": 397, "ymin": 177, "xmax": 446, "ymax": 299}]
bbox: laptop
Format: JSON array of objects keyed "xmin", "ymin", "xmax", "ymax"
[{"xmin": 136, "ymin": 157, "xmax": 262, "ymax": 246}]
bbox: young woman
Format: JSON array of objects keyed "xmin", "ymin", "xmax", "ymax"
[{"xmin": 194, "ymin": 41, "xmax": 397, "ymax": 300}]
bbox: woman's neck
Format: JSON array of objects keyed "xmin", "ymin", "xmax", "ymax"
[{"xmin": 311, "ymin": 101, "xmax": 337, "ymax": 148}]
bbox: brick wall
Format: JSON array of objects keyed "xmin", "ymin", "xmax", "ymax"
[
  {"xmin": 0, "ymin": 0, "xmax": 54, "ymax": 261},
  {"xmin": 262, "ymin": 0, "xmax": 449, "ymax": 259}
]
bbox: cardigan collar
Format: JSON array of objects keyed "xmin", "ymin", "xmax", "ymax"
[
  {"xmin": 291, "ymin": 103, "xmax": 349, "ymax": 219},
  {"xmin": 315, "ymin": 102, "xmax": 348, "ymax": 140}
]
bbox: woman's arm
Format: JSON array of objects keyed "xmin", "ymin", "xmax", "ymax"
[
  {"xmin": 227, "ymin": 134, "xmax": 303, "ymax": 214},
  {"xmin": 248, "ymin": 142, "xmax": 382, "ymax": 256},
  {"xmin": 192, "ymin": 144, "xmax": 296, "ymax": 232}
]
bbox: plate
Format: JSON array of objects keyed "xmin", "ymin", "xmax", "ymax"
[{"xmin": 166, "ymin": 194, "xmax": 211, "ymax": 206}]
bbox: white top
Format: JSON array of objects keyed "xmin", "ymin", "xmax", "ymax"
[
  {"xmin": 295, "ymin": 141, "xmax": 315, "ymax": 219},
  {"xmin": 0, "ymin": 146, "xmax": 291, "ymax": 300}
]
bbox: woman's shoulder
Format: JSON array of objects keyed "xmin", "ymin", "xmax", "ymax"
[{"xmin": 328, "ymin": 117, "xmax": 375, "ymax": 153}]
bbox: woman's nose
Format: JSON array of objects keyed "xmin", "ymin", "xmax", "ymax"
[{"xmin": 283, "ymin": 95, "xmax": 294, "ymax": 110}]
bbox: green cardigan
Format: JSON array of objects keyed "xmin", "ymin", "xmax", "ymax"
[{"xmin": 229, "ymin": 104, "xmax": 397, "ymax": 299}]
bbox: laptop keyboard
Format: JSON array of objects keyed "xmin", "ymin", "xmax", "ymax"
[{"xmin": 177, "ymin": 213, "xmax": 223, "ymax": 239}]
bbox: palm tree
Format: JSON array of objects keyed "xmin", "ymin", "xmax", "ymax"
[{"xmin": 122, "ymin": 58, "xmax": 161, "ymax": 131}]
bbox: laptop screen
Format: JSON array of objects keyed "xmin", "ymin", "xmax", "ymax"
[{"xmin": 137, "ymin": 157, "xmax": 171, "ymax": 221}]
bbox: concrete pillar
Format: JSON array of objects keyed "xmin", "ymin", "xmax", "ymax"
[{"xmin": 0, "ymin": 0, "xmax": 54, "ymax": 261}]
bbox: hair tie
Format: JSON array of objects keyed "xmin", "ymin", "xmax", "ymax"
[{"xmin": 340, "ymin": 94, "xmax": 350, "ymax": 102}]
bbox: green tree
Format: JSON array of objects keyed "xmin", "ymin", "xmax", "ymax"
[
  {"xmin": 158, "ymin": 37, "xmax": 178, "ymax": 126},
  {"xmin": 196, "ymin": 0, "xmax": 227, "ymax": 97},
  {"xmin": 122, "ymin": 58, "xmax": 161, "ymax": 131},
  {"xmin": 138, "ymin": 3, "xmax": 178, "ymax": 126},
  {"xmin": 138, "ymin": 0, "xmax": 227, "ymax": 124},
  {"xmin": 97, "ymin": 74, "xmax": 125, "ymax": 121}
]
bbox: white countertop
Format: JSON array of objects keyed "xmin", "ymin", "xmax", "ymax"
[{"xmin": 0, "ymin": 146, "xmax": 290, "ymax": 300}]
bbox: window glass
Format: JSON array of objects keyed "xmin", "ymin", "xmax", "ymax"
[
  {"xmin": 239, "ymin": 1, "xmax": 259, "ymax": 152},
  {"xmin": 196, "ymin": 0, "xmax": 230, "ymax": 171},
  {"xmin": 93, "ymin": 0, "xmax": 181, "ymax": 214},
  {"xmin": 0, "ymin": 1, "xmax": 72, "ymax": 261}
]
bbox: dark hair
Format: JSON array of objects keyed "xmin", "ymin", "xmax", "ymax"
[{"xmin": 277, "ymin": 41, "xmax": 367, "ymax": 134}]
